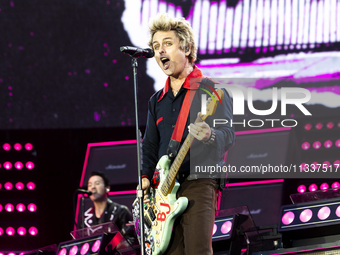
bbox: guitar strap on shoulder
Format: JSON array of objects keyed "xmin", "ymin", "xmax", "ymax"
[{"xmin": 167, "ymin": 89, "xmax": 197, "ymax": 159}]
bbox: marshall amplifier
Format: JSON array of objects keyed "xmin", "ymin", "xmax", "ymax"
[
  {"xmin": 79, "ymin": 140, "xmax": 138, "ymax": 191},
  {"xmin": 226, "ymin": 128, "xmax": 291, "ymax": 179},
  {"xmin": 220, "ymin": 181, "xmax": 284, "ymax": 227},
  {"xmin": 220, "ymin": 128, "xmax": 289, "ymax": 227}
]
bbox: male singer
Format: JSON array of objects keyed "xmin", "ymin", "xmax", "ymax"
[{"xmin": 141, "ymin": 13, "xmax": 234, "ymax": 254}]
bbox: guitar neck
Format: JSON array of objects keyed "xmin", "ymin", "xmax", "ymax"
[
  {"xmin": 166, "ymin": 113, "xmax": 210, "ymax": 186},
  {"xmin": 162, "ymin": 133, "xmax": 194, "ymax": 194},
  {"xmin": 160, "ymin": 89, "xmax": 223, "ymax": 195}
]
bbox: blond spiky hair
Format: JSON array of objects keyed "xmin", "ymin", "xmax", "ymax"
[{"xmin": 148, "ymin": 13, "xmax": 197, "ymax": 64}]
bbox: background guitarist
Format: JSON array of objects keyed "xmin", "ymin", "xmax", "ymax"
[{"xmin": 141, "ymin": 13, "xmax": 235, "ymax": 254}]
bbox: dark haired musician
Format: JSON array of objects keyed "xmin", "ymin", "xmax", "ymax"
[{"xmin": 82, "ymin": 171, "xmax": 132, "ymax": 232}]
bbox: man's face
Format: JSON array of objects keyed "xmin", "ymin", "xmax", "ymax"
[
  {"xmin": 88, "ymin": 175, "xmax": 108, "ymax": 201},
  {"xmin": 152, "ymin": 30, "xmax": 189, "ymax": 78}
]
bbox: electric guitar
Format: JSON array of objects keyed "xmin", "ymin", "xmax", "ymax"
[{"xmin": 132, "ymin": 89, "xmax": 224, "ymax": 255}]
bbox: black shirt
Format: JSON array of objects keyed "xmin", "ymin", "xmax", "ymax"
[
  {"xmin": 141, "ymin": 66, "xmax": 235, "ymax": 181},
  {"xmin": 83, "ymin": 199, "xmax": 132, "ymax": 231}
]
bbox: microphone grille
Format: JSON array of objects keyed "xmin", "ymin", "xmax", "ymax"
[{"xmin": 145, "ymin": 48, "xmax": 155, "ymax": 58}]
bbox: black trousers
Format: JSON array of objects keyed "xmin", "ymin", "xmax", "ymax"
[{"xmin": 166, "ymin": 178, "xmax": 219, "ymax": 255}]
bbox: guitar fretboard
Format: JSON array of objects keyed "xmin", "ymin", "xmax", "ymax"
[
  {"xmin": 160, "ymin": 134, "xmax": 195, "ymax": 196},
  {"xmin": 159, "ymin": 89, "xmax": 223, "ymax": 196}
]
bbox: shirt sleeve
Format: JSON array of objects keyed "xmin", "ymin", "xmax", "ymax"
[
  {"xmin": 190, "ymin": 87, "xmax": 235, "ymax": 171},
  {"xmin": 117, "ymin": 205, "xmax": 133, "ymax": 229},
  {"xmin": 207, "ymin": 88, "xmax": 235, "ymax": 154},
  {"xmin": 141, "ymin": 96, "xmax": 160, "ymax": 180}
]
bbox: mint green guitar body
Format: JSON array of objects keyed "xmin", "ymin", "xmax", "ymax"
[{"xmin": 144, "ymin": 155, "xmax": 188, "ymax": 255}]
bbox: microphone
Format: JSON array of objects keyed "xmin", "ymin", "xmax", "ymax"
[
  {"xmin": 120, "ymin": 46, "xmax": 154, "ymax": 58},
  {"xmin": 77, "ymin": 189, "xmax": 92, "ymax": 196}
]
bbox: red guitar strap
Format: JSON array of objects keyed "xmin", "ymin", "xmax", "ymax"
[
  {"xmin": 171, "ymin": 89, "xmax": 197, "ymax": 142},
  {"xmin": 151, "ymin": 89, "xmax": 197, "ymax": 188}
]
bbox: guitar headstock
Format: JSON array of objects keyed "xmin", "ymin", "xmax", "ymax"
[{"xmin": 200, "ymin": 89, "xmax": 224, "ymax": 121}]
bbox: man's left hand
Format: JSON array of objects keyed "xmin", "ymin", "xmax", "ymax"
[{"xmin": 189, "ymin": 121, "xmax": 211, "ymax": 142}]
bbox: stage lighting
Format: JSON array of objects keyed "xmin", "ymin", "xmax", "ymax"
[
  {"xmin": 279, "ymin": 197, "xmax": 340, "ymax": 232},
  {"xmin": 28, "ymin": 227, "xmax": 38, "ymax": 236},
  {"xmin": 308, "ymin": 183, "xmax": 318, "ymax": 192},
  {"xmin": 17, "ymin": 226, "xmax": 27, "ymax": 236},
  {"xmin": 25, "ymin": 162, "xmax": 35, "ymax": 170},
  {"xmin": 324, "ymin": 140, "xmax": 333, "ymax": 148},
  {"xmin": 27, "ymin": 203, "xmax": 37, "ymax": 212},
  {"xmin": 277, "ymin": 196, "xmax": 340, "ymax": 249},
  {"xmin": 297, "ymin": 185, "xmax": 306, "ymax": 193},
  {"xmin": 4, "ymin": 182, "xmax": 13, "ymax": 190},
  {"xmin": 27, "ymin": 182, "xmax": 36, "ymax": 190},
  {"xmin": 14, "ymin": 161, "xmax": 24, "ymax": 170},
  {"xmin": 15, "ymin": 182, "xmax": 25, "ymax": 190},
  {"xmin": 332, "ymin": 182, "xmax": 340, "ymax": 190},
  {"xmin": 58, "ymin": 234, "xmax": 110, "ymax": 255},
  {"xmin": 4, "ymin": 162, "xmax": 13, "ymax": 170},
  {"xmin": 312, "ymin": 141, "xmax": 321, "ymax": 149},
  {"xmin": 320, "ymin": 183, "xmax": 329, "ymax": 191},
  {"xmin": 6, "ymin": 227, "xmax": 15, "ymax": 236},
  {"xmin": 315, "ymin": 122, "xmax": 323, "ymax": 130},
  {"xmin": 327, "ymin": 122, "xmax": 334, "ymax": 129},
  {"xmin": 25, "ymin": 143, "xmax": 33, "ymax": 151},
  {"xmin": 212, "ymin": 214, "xmax": 241, "ymax": 255},
  {"xmin": 304, "ymin": 123, "xmax": 312, "ymax": 131},
  {"xmin": 301, "ymin": 142, "xmax": 310, "ymax": 150},
  {"xmin": 57, "ymin": 232, "xmax": 136, "ymax": 255},
  {"xmin": 212, "ymin": 215, "xmax": 235, "ymax": 241},
  {"xmin": 3, "ymin": 143, "xmax": 11, "ymax": 151},
  {"xmin": 14, "ymin": 143, "xmax": 22, "ymax": 151},
  {"xmin": 16, "ymin": 203, "xmax": 26, "ymax": 212},
  {"xmin": 5, "ymin": 203, "xmax": 15, "ymax": 212},
  {"xmin": 335, "ymin": 139, "xmax": 340, "ymax": 148},
  {"xmin": 212, "ymin": 207, "xmax": 261, "ymax": 254}
]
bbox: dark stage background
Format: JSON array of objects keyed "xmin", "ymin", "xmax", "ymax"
[
  {"xmin": 0, "ymin": 1, "xmax": 153, "ymax": 249},
  {"xmin": 0, "ymin": 127, "xmax": 137, "ymax": 250},
  {"xmin": 1, "ymin": 0, "xmax": 340, "ymax": 253},
  {"xmin": 0, "ymin": 0, "xmax": 154, "ymax": 129}
]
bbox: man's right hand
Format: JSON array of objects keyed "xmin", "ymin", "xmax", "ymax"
[
  {"xmin": 142, "ymin": 177, "xmax": 150, "ymax": 190},
  {"xmin": 141, "ymin": 177, "xmax": 151, "ymax": 204}
]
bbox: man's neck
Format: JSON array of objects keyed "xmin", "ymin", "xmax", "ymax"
[
  {"xmin": 169, "ymin": 64, "xmax": 194, "ymax": 91},
  {"xmin": 93, "ymin": 199, "xmax": 108, "ymax": 218}
]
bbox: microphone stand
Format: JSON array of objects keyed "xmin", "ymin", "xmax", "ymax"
[
  {"xmin": 131, "ymin": 56, "xmax": 146, "ymax": 255},
  {"xmin": 81, "ymin": 195, "xmax": 85, "ymax": 230}
]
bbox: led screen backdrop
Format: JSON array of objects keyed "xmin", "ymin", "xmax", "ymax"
[
  {"xmin": 1, "ymin": 0, "xmax": 339, "ymax": 130},
  {"xmin": 0, "ymin": 0, "xmax": 155, "ymax": 129}
]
